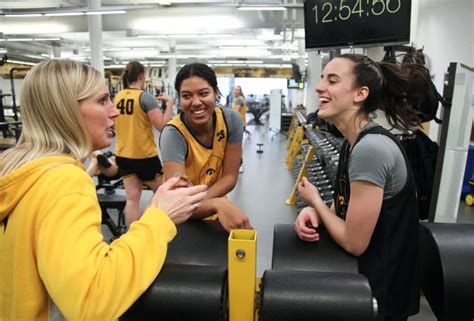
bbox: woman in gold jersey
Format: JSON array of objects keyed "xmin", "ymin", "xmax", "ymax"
[
  {"xmin": 114, "ymin": 61, "xmax": 174, "ymax": 224},
  {"xmin": 160, "ymin": 63, "xmax": 252, "ymax": 232}
]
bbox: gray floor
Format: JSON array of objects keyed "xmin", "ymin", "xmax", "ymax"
[
  {"xmin": 228, "ymin": 125, "xmax": 298, "ymax": 277},
  {"xmin": 100, "ymin": 118, "xmax": 473, "ymax": 321}
]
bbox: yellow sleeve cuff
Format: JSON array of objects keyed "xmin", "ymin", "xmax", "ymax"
[{"xmin": 136, "ymin": 207, "xmax": 177, "ymax": 242}]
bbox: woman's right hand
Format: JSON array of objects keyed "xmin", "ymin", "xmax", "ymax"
[
  {"xmin": 157, "ymin": 93, "xmax": 174, "ymax": 109},
  {"xmin": 149, "ymin": 176, "xmax": 208, "ymax": 224}
]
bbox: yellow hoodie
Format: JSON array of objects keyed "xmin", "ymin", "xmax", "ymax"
[{"xmin": 0, "ymin": 156, "xmax": 176, "ymax": 321}]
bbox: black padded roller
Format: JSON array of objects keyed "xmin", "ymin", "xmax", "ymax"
[
  {"xmin": 165, "ymin": 220, "xmax": 229, "ymax": 267},
  {"xmin": 121, "ymin": 263, "xmax": 228, "ymax": 321},
  {"xmin": 420, "ymin": 223, "xmax": 474, "ymax": 321},
  {"xmin": 272, "ymin": 224, "xmax": 358, "ymax": 273},
  {"xmin": 259, "ymin": 269, "xmax": 375, "ymax": 321}
]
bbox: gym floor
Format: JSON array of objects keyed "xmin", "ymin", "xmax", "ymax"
[{"xmin": 100, "ymin": 115, "xmax": 473, "ymax": 321}]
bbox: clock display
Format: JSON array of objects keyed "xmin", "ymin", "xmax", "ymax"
[{"xmin": 304, "ymin": 0, "xmax": 411, "ymax": 49}]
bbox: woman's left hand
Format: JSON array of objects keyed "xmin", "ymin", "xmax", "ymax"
[{"xmin": 297, "ymin": 176, "xmax": 322, "ymax": 207}]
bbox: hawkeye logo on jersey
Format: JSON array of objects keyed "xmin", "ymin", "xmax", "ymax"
[
  {"xmin": 206, "ymin": 168, "xmax": 216, "ymax": 175},
  {"xmin": 338, "ymin": 195, "xmax": 348, "ymax": 220},
  {"xmin": 216, "ymin": 129, "xmax": 225, "ymax": 142}
]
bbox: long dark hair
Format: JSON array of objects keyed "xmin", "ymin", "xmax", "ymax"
[
  {"xmin": 175, "ymin": 63, "xmax": 221, "ymax": 97},
  {"xmin": 339, "ymin": 53, "xmax": 430, "ymax": 130},
  {"xmin": 122, "ymin": 61, "xmax": 145, "ymax": 88}
]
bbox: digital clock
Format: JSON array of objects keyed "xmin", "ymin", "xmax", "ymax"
[{"xmin": 304, "ymin": 0, "xmax": 412, "ymax": 49}]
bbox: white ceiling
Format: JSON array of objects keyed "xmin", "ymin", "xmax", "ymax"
[{"xmin": 0, "ymin": 0, "xmax": 307, "ymax": 69}]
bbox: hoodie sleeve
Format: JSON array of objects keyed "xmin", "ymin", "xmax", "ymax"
[{"xmin": 35, "ymin": 166, "xmax": 176, "ymax": 320}]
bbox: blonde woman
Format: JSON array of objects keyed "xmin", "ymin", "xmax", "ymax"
[
  {"xmin": 232, "ymin": 85, "xmax": 250, "ymax": 135},
  {"xmin": 0, "ymin": 59, "xmax": 207, "ymax": 320},
  {"xmin": 232, "ymin": 85, "xmax": 249, "ymax": 173}
]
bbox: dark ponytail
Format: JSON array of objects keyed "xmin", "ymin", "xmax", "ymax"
[
  {"xmin": 340, "ymin": 54, "xmax": 431, "ymax": 131},
  {"xmin": 122, "ymin": 61, "xmax": 145, "ymax": 89},
  {"xmin": 378, "ymin": 62, "xmax": 429, "ymax": 130}
]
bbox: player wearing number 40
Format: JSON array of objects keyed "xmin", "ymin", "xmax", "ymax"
[{"xmin": 113, "ymin": 61, "xmax": 174, "ymax": 225}]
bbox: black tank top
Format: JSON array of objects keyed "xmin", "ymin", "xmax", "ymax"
[{"xmin": 334, "ymin": 125, "xmax": 420, "ymax": 318}]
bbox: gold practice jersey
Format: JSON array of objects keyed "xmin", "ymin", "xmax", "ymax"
[
  {"xmin": 114, "ymin": 89, "xmax": 158, "ymax": 159},
  {"xmin": 232, "ymin": 96, "xmax": 247, "ymax": 126},
  {"xmin": 167, "ymin": 107, "xmax": 228, "ymax": 186}
]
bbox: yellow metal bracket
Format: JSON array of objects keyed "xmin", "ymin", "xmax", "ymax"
[
  {"xmin": 286, "ymin": 146, "xmax": 314, "ymax": 205},
  {"xmin": 228, "ymin": 229, "xmax": 258, "ymax": 321},
  {"xmin": 285, "ymin": 127, "xmax": 304, "ymax": 169},
  {"xmin": 285, "ymin": 116, "xmax": 299, "ymax": 149}
]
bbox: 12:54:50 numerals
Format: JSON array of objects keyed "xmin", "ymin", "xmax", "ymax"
[{"xmin": 312, "ymin": 0, "xmax": 402, "ymax": 24}]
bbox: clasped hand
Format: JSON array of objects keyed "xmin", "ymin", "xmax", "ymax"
[{"xmin": 149, "ymin": 176, "xmax": 208, "ymax": 224}]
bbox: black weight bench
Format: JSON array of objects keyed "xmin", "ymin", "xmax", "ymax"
[{"xmin": 420, "ymin": 223, "xmax": 474, "ymax": 321}]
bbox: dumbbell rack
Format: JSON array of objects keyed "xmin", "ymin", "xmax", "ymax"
[{"xmin": 285, "ymin": 112, "xmax": 343, "ymax": 212}]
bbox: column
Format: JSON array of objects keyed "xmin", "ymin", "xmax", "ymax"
[
  {"xmin": 305, "ymin": 51, "xmax": 322, "ymax": 114},
  {"xmin": 87, "ymin": 0, "xmax": 104, "ymax": 75}
]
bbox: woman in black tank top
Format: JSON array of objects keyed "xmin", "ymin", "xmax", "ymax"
[{"xmin": 294, "ymin": 54, "xmax": 431, "ymax": 320}]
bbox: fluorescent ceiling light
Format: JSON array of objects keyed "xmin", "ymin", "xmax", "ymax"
[
  {"xmin": 134, "ymin": 16, "xmax": 243, "ymax": 31},
  {"xmin": 132, "ymin": 47, "xmax": 156, "ymax": 51},
  {"xmin": 137, "ymin": 34, "xmax": 233, "ymax": 39},
  {"xmin": 6, "ymin": 38, "xmax": 34, "ymax": 42},
  {"xmin": 2, "ymin": 38, "xmax": 60, "ymax": 42},
  {"xmin": 238, "ymin": 6, "xmax": 287, "ymax": 11},
  {"xmin": 0, "ymin": 49, "xmax": 7, "ymax": 54},
  {"xmin": 4, "ymin": 14, "xmax": 43, "ymax": 17},
  {"xmin": 139, "ymin": 60, "xmax": 166, "ymax": 64},
  {"xmin": 7, "ymin": 59, "xmax": 36, "ymax": 66},
  {"xmin": 261, "ymin": 64, "xmax": 292, "ymax": 68},
  {"xmin": 85, "ymin": 10, "xmax": 126, "ymax": 15},
  {"xmin": 4, "ymin": 9, "xmax": 126, "ymax": 18},
  {"xmin": 226, "ymin": 60, "xmax": 263, "ymax": 64},
  {"xmin": 136, "ymin": 35, "xmax": 168, "ymax": 39},
  {"xmin": 108, "ymin": 64, "xmax": 126, "ymax": 69},
  {"xmin": 34, "ymin": 38, "xmax": 61, "ymax": 41},
  {"xmin": 44, "ymin": 12, "xmax": 83, "ymax": 17},
  {"xmin": 176, "ymin": 44, "xmax": 215, "ymax": 50},
  {"xmin": 219, "ymin": 45, "xmax": 268, "ymax": 50},
  {"xmin": 101, "ymin": 48, "xmax": 130, "ymax": 51}
]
